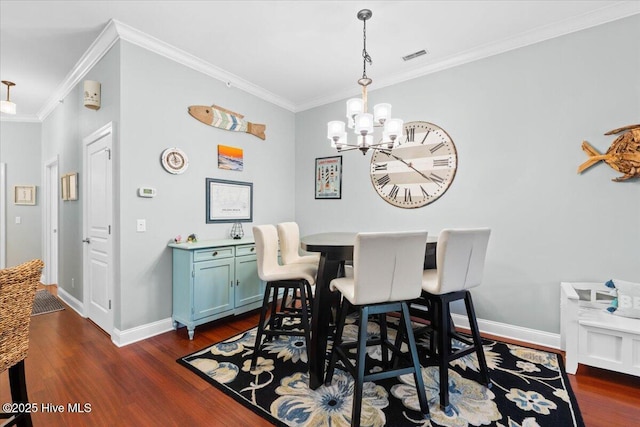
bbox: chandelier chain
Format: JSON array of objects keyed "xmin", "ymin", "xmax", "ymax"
[{"xmin": 361, "ymin": 18, "xmax": 372, "ymax": 79}]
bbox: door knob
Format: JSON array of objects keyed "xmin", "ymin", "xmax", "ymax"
[{"xmin": 82, "ymin": 238, "xmax": 91, "ymax": 244}]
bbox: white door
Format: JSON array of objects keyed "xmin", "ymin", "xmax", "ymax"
[
  {"xmin": 44, "ymin": 157, "xmax": 59, "ymax": 285},
  {"xmin": 83, "ymin": 123, "xmax": 113, "ymax": 334},
  {"xmin": 0, "ymin": 163, "xmax": 6, "ymax": 269}
]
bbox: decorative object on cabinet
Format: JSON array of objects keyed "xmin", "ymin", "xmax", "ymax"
[
  {"xmin": 14, "ymin": 185, "xmax": 36, "ymax": 205},
  {"xmin": 1, "ymin": 80, "xmax": 16, "ymax": 114},
  {"xmin": 315, "ymin": 156, "xmax": 342, "ymax": 199},
  {"xmin": 83, "ymin": 80, "xmax": 101, "ymax": 110},
  {"xmin": 161, "ymin": 147, "xmax": 189, "ymax": 174},
  {"xmin": 578, "ymin": 124, "xmax": 640, "ymax": 181},
  {"xmin": 325, "ymin": 9, "xmax": 405, "ymax": 154},
  {"xmin": 188, "ymin": 104, "xmax": 266, "ymax": 140},
  {"xmin": 218, "ymin": 145, "xmax": 243, "ymax": 171},
  {"xmin": 370, "ymin": 121, "xmax": 458, "ymax": 208},
  {"xmin": 230, "ymin": 222, "xmax": 244, "ymax": 239},
  {"xmin": 187, "ymin": 234, "xmax": 197, "ymax": 243},
  {"xmin": 206, "ymin": 178, "xmax": 253, "ymax": 223},
  {"xmin": 174, "ymin": 235, "xmax": 182, "ymax": 243},
  {"xmin": 169, "ymin": 238, "xmax": 263, "ymax": 339}
]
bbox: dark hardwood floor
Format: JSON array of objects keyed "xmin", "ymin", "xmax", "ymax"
[{"xmin": 2, "ymin": 287, "xmax": 639, "ymax": 426}]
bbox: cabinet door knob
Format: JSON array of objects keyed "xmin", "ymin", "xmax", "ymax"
[
  {"xmin": 250, "ymin": 247, "xmax": 255, "ymax": 252},
  {"xmin": 236, "ymin": 280, "xmax": 239, "ymax": 287},
  {"xmin": 212, "ymin": 251, "xmax": 218, "ymax": 256}
]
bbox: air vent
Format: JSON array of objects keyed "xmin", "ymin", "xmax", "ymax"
[{"xmin": 402, "ymin": 49, "xmax": 428, "ymax": 61}]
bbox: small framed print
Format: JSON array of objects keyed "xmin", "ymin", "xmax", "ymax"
[
  {"xmin": 206, "ymin": 178, "xmax": 253, "ymax": 223},
  {"xmin": 218, "ymin": 145, "xmax": 244, "ymax": 171},
  {"xmin": 14, "ymin": 185, "xmax": 36, "ymax": 205},
  {"xmin": 68, "ymin": 173, "xmax": 78, "ymax": 201},
  {"xmin": 315, "ymin": 156, "xmax": 342, "ymax": 199},
  {"xmin": 61, "ymin": 173, "xmax": 78, "ymax": 201}
]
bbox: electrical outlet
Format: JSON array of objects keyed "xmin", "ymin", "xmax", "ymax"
[
  {"xmin": 15, "ymin": 216, "xmax": 21, "ymax": 224},
  {"xmin": 137, "ymin": 219, "xmax": 146, "ymax": 232}
]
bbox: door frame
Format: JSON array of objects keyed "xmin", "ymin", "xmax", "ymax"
[
  {"xmin": 82, "ymin": 122, "xmax": 115, "ymax": 333},
  {"xmin": 43, "ymin": 156, "xmax": 59, "ymax": 285}
]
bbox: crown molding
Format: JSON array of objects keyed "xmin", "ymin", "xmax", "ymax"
[
  {"xmin": 296, "ymin": 1, "xmax": 640, "ymax": 112},
  {"xmin": 113, "ymin": 20, "xmax": 296, "ymax": 112}
]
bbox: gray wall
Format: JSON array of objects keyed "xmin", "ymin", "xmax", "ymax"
[
  {"xmin": 0, "ymin": 121, "xmax": 42, "ymax": 266},
  {"xmin": 117, "ymin": 42, "xmax": 296, "ymax": 330},
  {"xmin": 41, "ymin": 42, "xmax": 121, "ymax": 301},
  {"xmin": 294, "ymin": 15, "xmax": 640, "ymax": 333}
]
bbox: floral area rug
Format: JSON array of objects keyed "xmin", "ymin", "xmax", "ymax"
[{"xmin": 178, "ymin": 316, "xmax": 584, "ymax": 427}]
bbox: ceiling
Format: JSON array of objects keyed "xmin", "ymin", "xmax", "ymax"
[{"xmin": 1, "ymin": 1, "xmax": 638, "ymax": 121}]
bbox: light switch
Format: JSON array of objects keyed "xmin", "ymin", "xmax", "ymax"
[
  {"xmin": 15, "ymin": 216, "xmax": 21, "ymax": 224},
  {"xmin": 136, "ymin": 219, "xmax": 146, "ymax": 232}
]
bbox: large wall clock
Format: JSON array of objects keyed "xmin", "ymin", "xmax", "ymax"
[{"xmin": 370, "ymin": 121, "xmax": 458, "ymax": 208}]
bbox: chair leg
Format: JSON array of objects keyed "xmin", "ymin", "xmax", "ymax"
[
  {"xmin": 379, "ymin": 313, "xmax": 389, "ymax": 368},
  {"xmin": 351, "ymin": 306, "xmax": 369, "ymax": 427},
  {"xmin": 435, "ymin": 297, "xmax": 452, "ymax": 414},
  {"xmin": 299, "ymin": 284, "xmax": 312, "ymax": 366},
  {"xmin": 400, "ymin": 303, "xmax": 429, "ymax": 418},
  {"xmin": 8, "ymin": 360, "xmax": 33, "ymax": 427},
  {"xmin": 325, "ymin": 298, "xmax": 350, "ymax": 385},
  {"xmin": 464, "ymin": 292, "xmax": 491, "ymax": 387},
  {"xmin": 252, "ymin": 284, "xmax": 273, "ymax": 368}
]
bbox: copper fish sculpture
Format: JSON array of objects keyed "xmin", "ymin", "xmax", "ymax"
[
  {"xmin": 188, "ymin": 104, "xmax": 266, "ymax": 140},
  {"xmin": 578, "ymin": 124, "xmax": 640, "ymax": 181}
]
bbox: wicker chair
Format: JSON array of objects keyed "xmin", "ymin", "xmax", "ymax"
[{"xmin": 0, "ymin": 259, "xmax": 44, "ymax": 427}]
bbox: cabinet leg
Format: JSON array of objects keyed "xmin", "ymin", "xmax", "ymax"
[
  {"xmin": 188, "ymin": 328, "xmax": 195, "ymax": 340},
  {"xmin": 172, "ymin": 320, "xmax": 178, "ymax": 330}
]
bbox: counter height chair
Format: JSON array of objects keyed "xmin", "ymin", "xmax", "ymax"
[
  {"xmin": 325, "ymin": 231, "xmax": 430, "ymax": 427},
  {"xmin": 251, "ymin": 225, "xmax": 316, "ymax": 370},
  {"xmin": 414, "ymin": 228, "xmax": 491, "ymax": 415},
  {"xmin": 0, "ymin": 259, "xmax": 44, "ymax": 427},
  {"xmin": 277, "ymin": 222, "xmax": 318, "ymax": 312}
]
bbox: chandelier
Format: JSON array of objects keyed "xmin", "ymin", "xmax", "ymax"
[
  {"xmin": 327, "ymin": 9, "xmax": 402, "ymax": 155},
  {"xmin": 1, "ymin": 81, "xmax": 16, "ymax": 115}
]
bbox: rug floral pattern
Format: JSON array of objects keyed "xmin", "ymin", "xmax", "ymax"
[{"xmin": 179, "ymin": 317, "xmax": 584, "ymax": 427}]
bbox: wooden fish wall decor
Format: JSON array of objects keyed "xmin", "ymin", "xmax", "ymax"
[
  {"xmin": 188, "ymin": 104, "xmax": 266, "ymax": 140},
  {"xmin": 578, "ymin": 124, "xmax": 640, "ymax": 182}
]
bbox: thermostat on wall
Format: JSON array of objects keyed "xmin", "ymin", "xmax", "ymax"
[{"xmin": 137, "ymin": 187, "xmax": 157, "ymax": 198}]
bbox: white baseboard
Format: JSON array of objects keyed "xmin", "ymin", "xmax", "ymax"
[
  {"xmin": 451, "ymin": 313, "xmax": 561, "ymax": 350},
  {"xmin": 56, "ymin": 286, "xmax": 86, "ymax": 317},
  {"xmin": 112, "ymin": 318, "xmax": 174, "ymax": 347}
]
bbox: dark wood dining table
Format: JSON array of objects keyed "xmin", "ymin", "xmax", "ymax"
[{"xmin": 301, "ymin": 232, "xmax": 437, "ymax": 389}]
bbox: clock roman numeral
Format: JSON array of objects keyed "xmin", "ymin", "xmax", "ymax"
[
  {"xmin": 406, "ymin": 127, "xmax": 415, "ymax": 143},
  {"xmin": 388, "ymin": 184, "xmax": 399, "ymax": 200},
  {"xmin": 433, "ymin": 158, "xmax": 449, "ymax": 167},
  {"xmin": 420, "ymin": 130, "xmax": 430, "ymax": 144},
  {"xmin": 404, "ymin": 188, "xmax": 412, "ymax": 202},
  {"xmin": 376, "ymin": 174, "xmax": 391, "ymax": 188},
  {"xmin": 420, "ymin": 185, "xmax": 430, "ymax": 198},
  {"xmin": 430, "ymin": 142, "xmax": 445, "ymax": 154},
  {"xmin": 373, "ymin": 163, "xmax": 388, "ymax": 171},
  {"xmin": 430, "ymin": 173, "xmax": 445, "ymax": 185}
]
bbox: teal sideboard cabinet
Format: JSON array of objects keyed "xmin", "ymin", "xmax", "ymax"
[{"xmin": 169, "ymin": 238, "xmax": 264, "ymax": 339}]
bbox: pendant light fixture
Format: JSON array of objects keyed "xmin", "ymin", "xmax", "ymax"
[
  {"xmin": 1, "ymin": 81, "xmax": 17, "ymax": 115},
  {"xmin": 326, "ymin": 9, "xmax": 403, "ymax": 154}
]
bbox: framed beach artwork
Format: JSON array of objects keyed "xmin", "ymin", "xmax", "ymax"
[
  {"xmin": 315, "ymin": 156, "xmax": 342, "ymax": 199},
  {"xmin": 218, "ymin": 145, "xmax": 244, "ymax": 171},
  {"xmin": 206, "ymin": 178, "xmax": 253, "ymax": 223}
]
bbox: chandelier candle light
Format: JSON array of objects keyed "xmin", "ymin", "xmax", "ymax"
[
  {"xmin": 327, "ymin": 9, "xmax": 403, "ymax": 154},
  {"xmin": 1, "ymin": 81, "xmax": 16, "ymax": 115}
]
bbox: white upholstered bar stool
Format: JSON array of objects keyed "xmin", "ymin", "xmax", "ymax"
[
  {"xmin": 251, "ymin": 225, "xmax": 317, "ymax": 369},
  {"xmin": 416, "ymin": 228, "xmax": 492, "ymax": 414},
  {"xmin": 277, "ymin": 222, "xmax": 319, "ymax": 310},
  {"xmin": 325, "ymin": 231, "xmax": 430, "ymax": 427}
]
